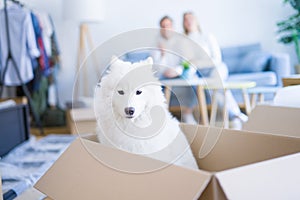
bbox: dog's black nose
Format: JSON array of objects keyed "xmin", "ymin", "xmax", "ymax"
[{"xmin": 125, "ymin": 107, "xmax": 135, "ymax": 116}]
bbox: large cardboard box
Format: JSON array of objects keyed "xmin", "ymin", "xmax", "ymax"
[
  {"xmin": 35, "ymin": 125, "xmax": 300, "ymax": 199},
  {"xmin": 243, "ymin": 105, "xmax": 300, "ymax": 137}
]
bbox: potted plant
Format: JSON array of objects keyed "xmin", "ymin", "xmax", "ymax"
[
  {"xmin": 181, "ymin": 60, "xmax": 191, "ymax": 79},
  {"xmin": 277, "ymin": 0, "xmax": 300, "ymax": 73}
]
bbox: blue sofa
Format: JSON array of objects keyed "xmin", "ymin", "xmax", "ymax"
[
  {"xmin": 221, "ymin": 43, "xmax": 291, "ymax": 102},
  {"xmin": 222, "ymin": 43, "xmax": 291, "ymax": 87},
  {"xmin": 122, "ymin": 43, "xmax": 291, "ymax": 102}
]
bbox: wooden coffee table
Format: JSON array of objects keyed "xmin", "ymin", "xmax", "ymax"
[
  {"xmin": 208, "ymin": 81, "xmax": 256, "ymax": 128},
  {"xmin": 247, "ymin": 86, "xmax": 279, "ymax": 108},
  {"xmin": 161, "ymin": 78, "xmax": 256, "ymax": 128},
  {"xmin": 161, "ymin": 78, "xmax": 209, "ymax": 125}
]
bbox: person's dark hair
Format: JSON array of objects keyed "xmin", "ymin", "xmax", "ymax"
[
  {"xmin": 183, "ymin": 12, "xmax": 201, "ymax": 35},
  {"xmin": 159, "ymin": 15, "xmax": 173, "ymax": 27}
]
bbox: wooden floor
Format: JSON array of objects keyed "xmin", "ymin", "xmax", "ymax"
[{"xmin": 30, "ymin": 126, "xmax": 70, "ymax": 136}]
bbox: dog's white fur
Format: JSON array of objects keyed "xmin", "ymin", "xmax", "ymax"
[{"xmin": 95, "ymin": 57, "xmax": 198, "ymax": 170}]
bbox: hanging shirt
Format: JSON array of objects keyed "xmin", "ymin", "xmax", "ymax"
[
  {"xmin": 49, "ymin": 16, "xmax": 61, "ymax": 68},
  {"xmin": 34, "ymin": 11, "xmax": 53, "ymax": 57},
  {"xmin": 31, "ymin": 12, "xmax": 50, "ymax": 76},
  {"xmin": 0, "ymin": 4, "xmax": 40, "ymax": 86},
  {"xmin": 49, "ymin": 16, "xmax": 60, "ymax": 56}
]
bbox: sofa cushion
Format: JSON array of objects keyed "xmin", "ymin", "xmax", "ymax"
[
  {"xmin": 222, "ymin": 43, "xmax": 261, "ymax": 74},
  {"xmin": 237, "ymin": 51, "xmax": 271, "ymax": 73},
  {"xmin": 227, "ymin": 71, "xmax": 277, "ymax": 87},
  {"xmin": 123, "ymin": 50, "xmax": 151, "ymax": 63}
]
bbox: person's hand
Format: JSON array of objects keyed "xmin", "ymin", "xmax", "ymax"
[{"xmin": 163, "ymin": 68, "xmax": 180, "ymax": 78}]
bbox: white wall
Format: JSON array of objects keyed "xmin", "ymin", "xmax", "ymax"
[{"xmin": 1, "ymin": 0, "xmax": 295, "ymax": 106}]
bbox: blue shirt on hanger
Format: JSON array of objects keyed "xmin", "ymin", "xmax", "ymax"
[{"xmin": 0, "ymin": 3, "xmax": 40, "ymax": 86}]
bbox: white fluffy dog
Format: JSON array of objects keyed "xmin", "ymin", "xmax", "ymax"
[{"xmin": 95, "ymin": 57, "xmax": 198, "ymax": 170}]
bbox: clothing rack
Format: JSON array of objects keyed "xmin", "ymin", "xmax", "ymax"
[{"xmin": 0, "ymin": 0, "xmax": 44, "ymax": 135}]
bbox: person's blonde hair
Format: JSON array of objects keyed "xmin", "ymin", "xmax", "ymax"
[{"xmin": 183, "ymin": 12, "xmax": 201, "ymax": 35}]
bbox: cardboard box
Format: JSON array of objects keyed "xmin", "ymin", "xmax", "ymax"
[
  {"xmin": 35, "ymin": 125, "xmax": 300, "ymax": 199},
  {"xmin": 67, "ymin": 108, "xmax": 97, "ymax": 135},
  {"xmin": 243, "ymin": 105, "xmax": 300, "ymax": 137}
]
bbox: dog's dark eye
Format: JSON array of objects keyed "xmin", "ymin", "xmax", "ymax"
[
  {"xmin": 118, "ymin": 90, "xmax": 124, "ymax": 95},
  {"xmin": 136, "ymin": 90, "xmax": 142, "ymax": 95}
]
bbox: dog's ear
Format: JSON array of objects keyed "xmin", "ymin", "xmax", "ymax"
[
  {"xmin": 111, "ymin": 55, "xmax": 118, "ymax": 62},
  {"xmin": 109, "ymin": 55, "xmax": 123, "ymax": 71},
  {"xmin": 145, "ymin": 57, "xmax": 153, "ymax": 65},
  {"xmin": 137, "ymin": 57, "xmax": 153, "ymax": 71}
]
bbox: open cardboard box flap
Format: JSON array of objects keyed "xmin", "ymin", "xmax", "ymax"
[
  {"xmin": 243, "ymin": 105, "xmax": 300, "ymax": 137},
  {"xmin": 181, "ymin": 125, "xmax": 300, "ymax": 172},
  {"xmin": 35, "ymin": 125, "xmax": 300, "ymax": 199},
  {"xmin": 34, "ymin": 134, "xmax": 211, "ymax": 200},
  {"xmin": 215, "ymin": 152, "xmax": 300, "ymax": 200}
]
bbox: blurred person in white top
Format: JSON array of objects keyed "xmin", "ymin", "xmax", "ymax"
[
  {"xmin": 153, "ymin": 16, "xmax": 198, "ymax": 124},
  {"xmin": 183, "ymin": 12, "xmax": 248, "ymax": 128},
  {"xmin": 183, "ymin": 12, "xmax": 228, "ymax": 80},
  {"xmin": 153, "ymin": 16, "xmax": 182, "ymax": 78}
]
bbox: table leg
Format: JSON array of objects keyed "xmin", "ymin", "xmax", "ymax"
[
  {"xmin": 197, "ymin": 86, "xmax": 209, "ymax": 126},
  {"xmin": 164, "ymin": 86, "xmax": 172, "ymax": 107},
  {"xmin": 223, "ymin": 89, "xmax": 229, "ymax": 129},
  {"xmin": 251, "ymin": 93, "xmax": 257, "ymax": 109},
  {"xmin": 242, "ymin": 88, "xmax": 252, "ymax": 115},
  {"xmin": 210, "ymin": 89, "xmax": 218, "ymax": 126},
  {"xmin": 258, "ymin": 93, "xmax": 264, "ymax": 103}
]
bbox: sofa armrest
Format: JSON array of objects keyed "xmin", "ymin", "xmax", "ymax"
[{"xmin": 269, "ymin": 53, "xmax": 291, "ymax": 86}]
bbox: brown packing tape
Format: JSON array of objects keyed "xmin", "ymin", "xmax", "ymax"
[{"xmin": 35, "ymin": 138, "xmax": 211, "ymax": 200}]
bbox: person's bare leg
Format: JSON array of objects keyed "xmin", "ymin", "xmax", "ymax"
[{"xmin": 182, "ymin": 107, "xmax": 197, "ymax": 124}]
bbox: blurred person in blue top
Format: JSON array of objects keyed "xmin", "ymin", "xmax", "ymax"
[
  {"xmin": 183, "ymin": 12, "xmax": 248, "ymax": 127},
  {"xmin": 153, "ymin": 15, "xmax": 199, "ymax": 124}
]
